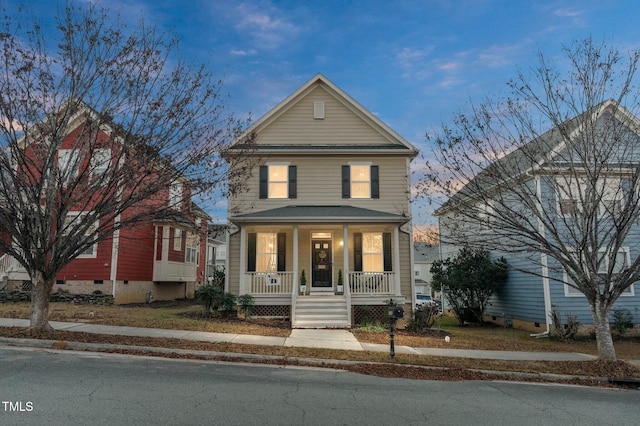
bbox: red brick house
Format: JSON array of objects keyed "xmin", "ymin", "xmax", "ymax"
[{"xmin": 0, "ymin": 104, "xmax": 209, "ymax": 303}]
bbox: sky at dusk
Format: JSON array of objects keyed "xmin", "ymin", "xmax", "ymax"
[{"xmin": 14, "ymin": 0, "xmax": 640, "ymax": 224}]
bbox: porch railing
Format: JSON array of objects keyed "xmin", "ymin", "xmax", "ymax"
[
  {"xmin": 246, "ymin": 272, "xmax": 294, "ymax": 294},
  {"xmin": 348, "ymin": 271, "xmax": 394, "ymax": 294}
]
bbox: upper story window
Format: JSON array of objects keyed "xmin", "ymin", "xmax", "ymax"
[
  {"xmin": 58, "ymin": 149, "xmax": 80, "ymax": 185},
  {"xmin": 563, "ymin": 248, "xmax": 635, "ymax": 297},
  {"xmin": 63, "ymin": 212, "xmax": 98, "ymax": 258},
  {"xmin": 259, "ymin": 164, "xmax": 297, "ymax": 199},
  {"xmin": 169, "ymin": 182, "xmax": 183, "ymax": 210},
  {"xmin": 89, "ymin": 148, "xmax": 111, "ymax": 184},
  {"xmin": 342, "ymin": 164, "xmax": 379, "ymax": 199},
  {"xmin": 556, "ymin": 176, "xmax": 623, "ymax": 217}
]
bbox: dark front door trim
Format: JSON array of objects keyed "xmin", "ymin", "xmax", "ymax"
[{"xmin": 311, "ymin": 238, "xmax": 332, "ymax": 289}]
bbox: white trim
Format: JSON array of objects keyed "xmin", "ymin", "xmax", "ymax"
[
  {"xmin": 239, "ymin": 227, "xmax": 246, "ymax": 294},
  {"xmin": 393, "ymin": 226, "xmax": 401, "ymax": 296},
  {"xmin": 563, "ymin": 247, "xmax": 636, "ymax": 297}
]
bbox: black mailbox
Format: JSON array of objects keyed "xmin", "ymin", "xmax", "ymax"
[{"xmin": 387, "ymin": 306, "xmax": 404, "ymax": 319}]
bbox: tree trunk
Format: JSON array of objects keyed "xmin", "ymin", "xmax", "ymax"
[
  {"xmin": 28, "ymin": 271, "xmax": 54, "ymax": 334},
  {"xmin": 591, "ymin": 302, "xmax": 616, "ymax": 361}
]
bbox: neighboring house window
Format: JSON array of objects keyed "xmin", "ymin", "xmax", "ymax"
[
  {"xmin": 247, "ymin": 233, "xmax": 286, "ymax": 272},
  {"xmin": 556, "ymin": 177, "xmax": 623, "ymax": 217},
  {"xmin": 206, "ymin": 246, "xmax": 216, "ymax": 266},
  {"xmin": 353, "ymin": 232, "xmax": 392, "ymax": 272},
  {"xmin": 185, "ymin": 232, "xmax": 199, "ymax": 264},
  {"xmin": 90, "ymin": 148, "xmax": 111, "ymax": 184},
  {"xmin": 414, "ymin": 269, "xmax": 420, "ymax": 277},
  {"xmin": 169, "ymin": 182, "xmax": 183, "ymax": 210},
  {"xmin": 564, "ymin": 248, "xmax": 635, "ymax": 297},
  {"xmin": 217, "ymin": 245, "xmax": 227, "ymax": 261},
  {"xmin": 477, "ymin": 201, "xmax": 494, "ymax": 230},
  {"xmin": 58, "ymin": 149, "xmax": 79, "ymax": 185},
  {"xmin": 259, "ymin": 164, "xmax": 297, "ymax": 199},
  {"xmin": 342, "ymin": 164, "xmax": 379, "ymax": 199},
  {"xmin": 63, "ymin": 212, "xmax": 98, "ymax": 258},
  {"xmin": 173, "ymin": 228, "xmax": 182, "ymax": 251}
]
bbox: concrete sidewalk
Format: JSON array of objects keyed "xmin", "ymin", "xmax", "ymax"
[{"xmin": 0, "ymin": 317, "xmax": 608, "ymax": 362}]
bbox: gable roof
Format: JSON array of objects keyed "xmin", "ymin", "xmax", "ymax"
[
  {"xmin": 435, "ymin": 99, "xmax": 640, "ymax": 215},
  {"xmin": 229, "ymin": 73, "xmax": 418, "ymax": 157}
]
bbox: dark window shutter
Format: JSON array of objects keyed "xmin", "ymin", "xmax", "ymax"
[
  {"xmin": 259, "ymin": 166, "xmax": 268, "ymax": 199},
  {"xmin": 288, "ymin": 165, "xmax": 297, "ymax": 199},
  {"xmin": 383, "ymin": 232, "xmax": 392, "ymax": 271},
  {"xmin": 342, "ymin": 165, "xmax": 350, "ymax": 198},
  {"xmin": 247, "ymin": 233, "xmax": 257, "ymax": 272},
  {"xmin": 371, "ymin": 165, "xmax": 379, "ymax": 199},
  {"xmin": 354, "ymin": 232, "xmax": 362, "ymax": 271},
  {"xmin": 277, "ymin": 233, "xmax": 286, "ymax": 271}
]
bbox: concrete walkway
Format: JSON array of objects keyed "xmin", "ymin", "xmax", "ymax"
[{"xmin": 0, "ymin": 317, "xmax": 612, "ymax": 362}]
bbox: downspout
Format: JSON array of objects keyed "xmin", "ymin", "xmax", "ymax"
[
  {"xmin": 109, "ymin": 214, "xmax": 120, "ymax": 301},
  {"xmin": 531, "ymin": 174, "xmax": 551, "ymax": 337}
]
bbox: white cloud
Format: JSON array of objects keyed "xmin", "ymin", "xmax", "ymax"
[{"xmin": 234, "ymin": 2, "xmax": 300, "ymax": 50}]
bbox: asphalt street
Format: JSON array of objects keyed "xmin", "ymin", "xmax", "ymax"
[{"xmin": 0, "ymin": 345, "xmax": 638, "ymax": 426}]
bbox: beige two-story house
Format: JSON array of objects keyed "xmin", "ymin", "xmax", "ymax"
[{"xmin": 225, "ymin": 74, "xmax": 418, "ymax": 328}]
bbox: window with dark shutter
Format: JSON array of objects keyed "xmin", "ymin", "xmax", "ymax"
[
  {"xmin": 342, "ymin": 165, "xmax": 350, "ymax": 198},
  {"xmin": 247, "ymin": 233, "xmax": 257, "ymax": 272},
  {"xmin": 277, "ymin": 233, "xmax": 286, "ymax": 271},
  {"xmin": 288, "ymin": 165, "xmax": 297, "ymax": 199},
  {"xmin": 259, "ymin": 166, "xmax": 268, "ymax": 199},
  {"xmin": 353, "ymin": 232, "xmax": 363, "ymax": 271},
  {"xmin": 383, "ymin": 232, "xmax": 392, "ymax": 271},
  {"xmin": 371, "ymin": 165, "xmax": 379, "ymax": 199}
]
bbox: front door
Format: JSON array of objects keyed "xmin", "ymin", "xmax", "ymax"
[{"xmin": 312, "ymin": 239, "xmax": 332, "ymax": 288}]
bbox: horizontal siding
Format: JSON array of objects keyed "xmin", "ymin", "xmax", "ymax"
[
  {"xmin": 257, "ymin": 86, "xmax": 394, "ymax": 146},
  {"xmin": 116, "ymin": 223, "xmax": 155, "ymax": 281},
  {"xmin": 229, "ymin": 155, "xmax": 411, "ymax": 216},
  {"xmin": 57, "ymin": 238, "xmax": 113, "ymax": 281}
]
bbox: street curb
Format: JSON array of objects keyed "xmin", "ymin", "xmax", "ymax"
[{"xmin": 0, "ymin": 336, "xmax": 616, "ymax": 386}]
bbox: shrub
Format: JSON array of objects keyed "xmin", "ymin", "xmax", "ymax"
[
  {"xmin": 237, "ymin": 294, "xmax": 255, "ymax": 318},
  {"xmin": 549, "ymin": 308, "xmax": 580, "ymax": 341},
  {"xmin": 405, "ymin": 305, "xmax": 438, "ymax": 333},
  {"xmin": 612, "ymin": 308, "xmax": 634, "ymax": 336},
  {"xmin": 196, "ymin": 284, "xmax": 236, "ymax": 316}
]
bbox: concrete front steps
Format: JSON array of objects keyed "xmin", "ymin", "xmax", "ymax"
[{"xmin": 292, "ymin": 294, "xmax": 350, "ymax": 329}]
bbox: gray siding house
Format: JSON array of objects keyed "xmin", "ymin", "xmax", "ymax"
[
  {"xmin": 224, "ymin": 74, "xmax": 418, "ymax": 328},
  {"xmin": 436, "ymin": 100, "xmax": 640, "ymax": 332}
]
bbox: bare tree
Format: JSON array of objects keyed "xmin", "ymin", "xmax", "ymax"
[
  {"xmin": 422, "ymin": 39, "xmax": 640, "ymax": 361},
  {"xmin": 0, "ymin": 3, "xmax": 255, "ymax": 332}
]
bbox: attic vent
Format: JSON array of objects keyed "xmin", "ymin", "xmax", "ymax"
[{"xmin": 313, "ymin": 101, "xmax": 325, "ymax": 119}]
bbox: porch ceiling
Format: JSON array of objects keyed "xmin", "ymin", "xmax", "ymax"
[{"xmin": 229, "ymin": 205, "xmax": 409, "ymax": 224}]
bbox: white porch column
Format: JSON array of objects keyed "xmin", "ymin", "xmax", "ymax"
[
  {"xmin": 394, "ymin": 226, "xmax": 401, "ymax": 296},
  {"xmin": 293, "ymin": 225, "xmax": 299, "ymax": 291},
  {"xmin": 343, "ymin": 224, "xmax": 349, "ymax": 282},
  {"xmin": 239, "ymin": 226, "xmax": 246, "ymax": 294}
]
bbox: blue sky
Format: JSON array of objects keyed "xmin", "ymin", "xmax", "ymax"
[{"xmin": 19, "ymin": 0, "xmax": 640, "ymax": 224}]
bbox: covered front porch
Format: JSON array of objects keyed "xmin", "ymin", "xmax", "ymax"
[{"xmin": 228, "ymin": 205, "xmax": 412, "ymax": 327}]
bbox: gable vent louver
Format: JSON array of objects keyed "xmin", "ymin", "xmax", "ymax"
[{"xmin": 313, "ymin": 101, "xmax": 325, "ymax": 119}]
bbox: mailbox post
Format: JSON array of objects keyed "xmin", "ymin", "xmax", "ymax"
[{"xmin": 387, "ymin": 306, "xmax": 404, "ymax": 358}]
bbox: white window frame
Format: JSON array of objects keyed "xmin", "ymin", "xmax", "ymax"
[
  {"xmin": 185, "ymin": 232, "xmax": 199, "ymax": 265},
  {"xmin": 267, "ymin": 163, "xmax": 289, "ymax": 199},
  {"xmin": 563, "ymin": 247, "xmax": 635, "ymax": 297},
  {"xmin": 58, "ymin": 149, "xmax": 80, "ymax": 186},
  {"xmin": 173, "ymin": 228, "xmax": 182, "ymax": 252},
  {"xmin": 89, "ymin": 148, "xmax": 111, "ymax": 184},
  {"xmin": 63, "ymin": 212, "xmax": 98, "ymax": 258},
  {"xmin": 256, "ymin": 232, "xmax": 278, "ymax": 272},
  {"xmin": 349, "ymin": 162, "xmax": 372, "ymax": 199},
  {"xmin": 556, "ymin": 176, "xmax": 624, "ymax": 218},
  {"xmin": 362, "ymin": 232, "xmax": 384, "ymax": 272},
  {"xmin": 169, "ymin": 182, "xmax": 183, "ymax": 210}
]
